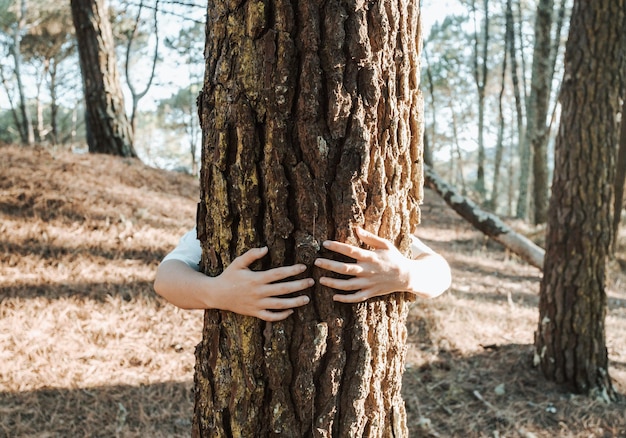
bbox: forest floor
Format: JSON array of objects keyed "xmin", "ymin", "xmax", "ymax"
[{"xmin": 0, "ymin": 143, "xmax": 625, "ymax": 437}]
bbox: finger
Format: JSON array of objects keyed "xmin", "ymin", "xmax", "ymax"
[
  {"xmin": 355, "ymin": 227, "xmax": 393, "ymax": 250},
  {"xmin": 321, "ymin": 240, "xmax": 373, "ymax": 261},
  {"xmin": 318, "ymin": 276, "xmax": 364, "ymax": 291},
  {"xmin": 263, "ymin": 278, "xmax": 315, "ymax": 296},
  {"xmin": 314, "ymin": 258, "xmax": 364, "ymax": 276},
  {"xmin": 258, "ymin": 309, "xmax": 294, "ymax": 322},
  {"xmin": 263, "ymin": 294, "xmax": 310, "ymax": 310},
  {"xmin": 260, "ymin": 264, "xmax": 308, "ymax": 283},
  {"xmin": 232, "ymin": 247, "xmax": 268, "ymax": 268},
  {"xmin": 332, "ymin": 290, "xmax": 372, "ymax": 304}
]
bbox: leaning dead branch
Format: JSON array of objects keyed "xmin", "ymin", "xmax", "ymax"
[{"xmin": 423, "ymin": 164, "xmax": 545, "ymax": 270}]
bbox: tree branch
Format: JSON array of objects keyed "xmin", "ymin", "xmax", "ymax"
[{"xmin": 424, "ymin": 164, "xmax": 545, "ymax": 270}]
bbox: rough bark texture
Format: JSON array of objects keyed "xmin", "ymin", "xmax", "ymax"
[
  {"xmin": 535, "ymin": 0, "xmax": 625, "ymax": 400},
  {"xmin": 70, "ymin": 0, "xmax": 136, "ymax": 157},
  {"xmin": 193, "ymin": 0, "xmax": 423, "ymax": 436}
]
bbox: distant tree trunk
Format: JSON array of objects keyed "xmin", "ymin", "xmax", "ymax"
[
  {"xmin": 486, "ymin": 28, "xmax": 509, "ymax": 212},
  {"xmin": 524, "ymin": 0, "xmax": 555, "ymax": 225},
  {"xmin": 512, "ymin": 0, "xmax": 530, "ymax": 220},
  {"xmin": 71, "ymin": 0, "xmax": 136, "ymax": 157},
  {"xmin": 449, "ymin": 98, "xmax": 467, "ymax": 195},
  {"xmin": 124, "ymin": 0, "xmax": 160, "ymax": 135},
  {"xmin": 49, "ymin": 59, "xmax": 59, "ymax": 145},
  {"xmin": 535, "ymin": 0, "xmax": 625, "ymax": 400},
  {"xmin": 471, "ymin": 0, "xmax": 489, "ymax": 201},
  {"xmin": 193, "ymin": 1, "xmax": 423, "ymax": 436},
  {"xmin": 613, "ymin": 97, "xmax": 626, "ymax": 254},
  {"xmin": 11, "ymin": 0, "xmax": 35, "ymax": 145}
]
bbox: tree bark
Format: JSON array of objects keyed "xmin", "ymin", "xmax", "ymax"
[
  {"xmin": 535, "ymin": 0, "xmax": 625, "ymax": 400},
  {"xmin": 70, "ymin": 0, "xmax": 136, "ymax": 157},
  {"xmin": 194, "ymin": 0, "xmax": 423, "ymax": 436},
  {"xmin": 424, "ymin": 165, "xmax": 545, "ymax": 269}
]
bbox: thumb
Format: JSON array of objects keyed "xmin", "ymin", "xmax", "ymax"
[{"xmin": 356, "ymin": 227, "xmax": 393, "ymax": 250}]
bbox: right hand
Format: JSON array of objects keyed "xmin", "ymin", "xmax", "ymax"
[{"xmin": 214, "ymin": 247, "xmax": 313, "ymax": 322}]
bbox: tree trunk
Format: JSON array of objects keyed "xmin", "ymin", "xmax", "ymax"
[
  {"xmin": 193, "ymin": 1, "xmax": 423, "ymax": 436},
  {"xmin": 512, "ymin": 0, "xmax": 530, "ymax": 220},
  {"xmin": 526, "ymin": 0, "xmax": 554, "ymax": 225},
  {"xmin": 486, "ymin": 27, "xmax": 508, "ymax": 213},
  {"xmin": 70, "ymin": 0, "xmax": 136, "ymax": 157},
  {"xmin": 12, "ymin": 0, "xmax": 35, "ymax": 145},
  {"xmin": 471, "ymin": 0, "xmax": 489, "ymax": 201},
  {"xmin": 535, "ymin": 0, "xmax": 625, "ymax": 400}
]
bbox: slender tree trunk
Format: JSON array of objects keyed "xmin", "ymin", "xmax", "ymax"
[
  {"xmin": 512, "ymin": 0, "xmax": 530, "ymax": 220},
  {"xmin": 194, "ymin": 1, "xmax": 423, "ymax": 436},
  {"xmin": 12, "ymin": 0, "xmax": 35, "ymax": 145},
  {"xmin": 71, "ymin": 0, "xmax": 136, "ymax": 157},
  {"xmin": 535, "ymin": 0, "xmax": 625, "ymax": 400},
  {"xmin": 487, "ymin": 26, "xmax": 509, "ymax": 212},
  {"xmin": 471, "ymin": 0, "xmax": 489, "ymax": 201},
  {"xmin": 124, "ymin": 0, "xmax": 160, "ymax": 135},
  {"xmin": 49, "ymin": 59, "xmax": 59, "ymax": 145},
  {"xmin": 526, "ymin": 0, "xmax": 555, "ymax": 225}
]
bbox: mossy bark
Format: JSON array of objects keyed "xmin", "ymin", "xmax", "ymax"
[
  {"xmin": 535, "ymin": 0, "xmax": 625, "ymax": 401},
  {"xmin": 194, "ymin": 0, "xmax": 423, "ymax": 436}
]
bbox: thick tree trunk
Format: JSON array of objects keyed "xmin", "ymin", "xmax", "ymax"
[
  {"xmin": 194, "ymin": 1, "xmax": 423, "ymax": 436},
  {"xmin": 535, "ymin": 0, "xmax": 625, "ymax": 400},
  {"xmin": 70, "ymin": 0, "xmax": 136, "ymax": 157}
]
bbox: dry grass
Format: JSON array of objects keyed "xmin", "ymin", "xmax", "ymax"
[{"xmin": 1, "ymin": 143, "xmax": 625, "ymax": 437}]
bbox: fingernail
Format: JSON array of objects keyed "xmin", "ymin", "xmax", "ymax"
[
  {"xmin": 307, "ymin": 279, "xmax": 315, "ymax": 287},
  {"xmin": 303, "ymin": 295, "xmax": 310, "ymax": 303},
  {"xmin": 322, "ymin": 241, "xmax": 330, "ymax": 247}
]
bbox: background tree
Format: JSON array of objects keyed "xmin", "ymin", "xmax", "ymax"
[
  {"xmin": 123, "ymin": 0, "xmax": 160, "ymax": 135},
  {"xmin": 471, "ymin": 0, "xmax": 490, "ymax": 201},
  {"xmin": 19, "ymin": 2, "xmax": 75, "ymax": 144},
  {"xmin": 194, "ymin": 0, "xmax": 423, "ymax": 435},
  {"xmin": 70, "ymin": 0, "xmax": 136, "ymax": 157},
  {"xmin": 3, "ymin": 0, "xmax": 34, "ymax": 144},
  {"xmin": 535, "ymin": 0, "xmax": 625, "ymax": 400}
]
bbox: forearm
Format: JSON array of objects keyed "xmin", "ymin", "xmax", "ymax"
[
  {"xmin": 405, "ymin": 253, "xmax": 451, "ymax": 299},
  {"xmin": 153, "ymin": 260, "xmax": 214, "ymax": 309}
]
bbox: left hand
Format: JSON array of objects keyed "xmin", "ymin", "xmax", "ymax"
[{"xmin": 314, "ymin": 227, "xmax": 412, "ymax": 303}]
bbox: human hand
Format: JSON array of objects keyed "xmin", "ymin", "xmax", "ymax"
[
  {"xmin": 314, "ymin": 227, "xmax": 412, "ymax": 303},
  {"xmin": 214, "ymin": 246, "xmax": 313, "ymax": 321}
]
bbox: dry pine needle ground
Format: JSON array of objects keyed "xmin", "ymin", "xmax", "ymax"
[{"xmin": 0, "ymin": 144, "xmax": 625, "ymax": 437}]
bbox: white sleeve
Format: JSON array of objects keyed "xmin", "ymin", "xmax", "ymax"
[
  {"xmin": 161, "ymin": 228, "xmax": 202, "ymax": 271},
  {"xmin": 409, "ymin": 235, "xmax": 437, "ymax": 258}
]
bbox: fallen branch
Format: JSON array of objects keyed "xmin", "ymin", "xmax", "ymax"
[{"xmin": 423, "ymin": 165, "xmax": 545, "ymax": 270}]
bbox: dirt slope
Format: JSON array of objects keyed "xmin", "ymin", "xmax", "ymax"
[{"xmin": 1, "ymin": 143, "xmax": 624, "ymax": 437}]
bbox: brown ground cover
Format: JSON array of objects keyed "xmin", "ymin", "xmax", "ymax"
[{"xmin": 1, "ymin": 143, "xmax": 625, "ymax": 437}]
